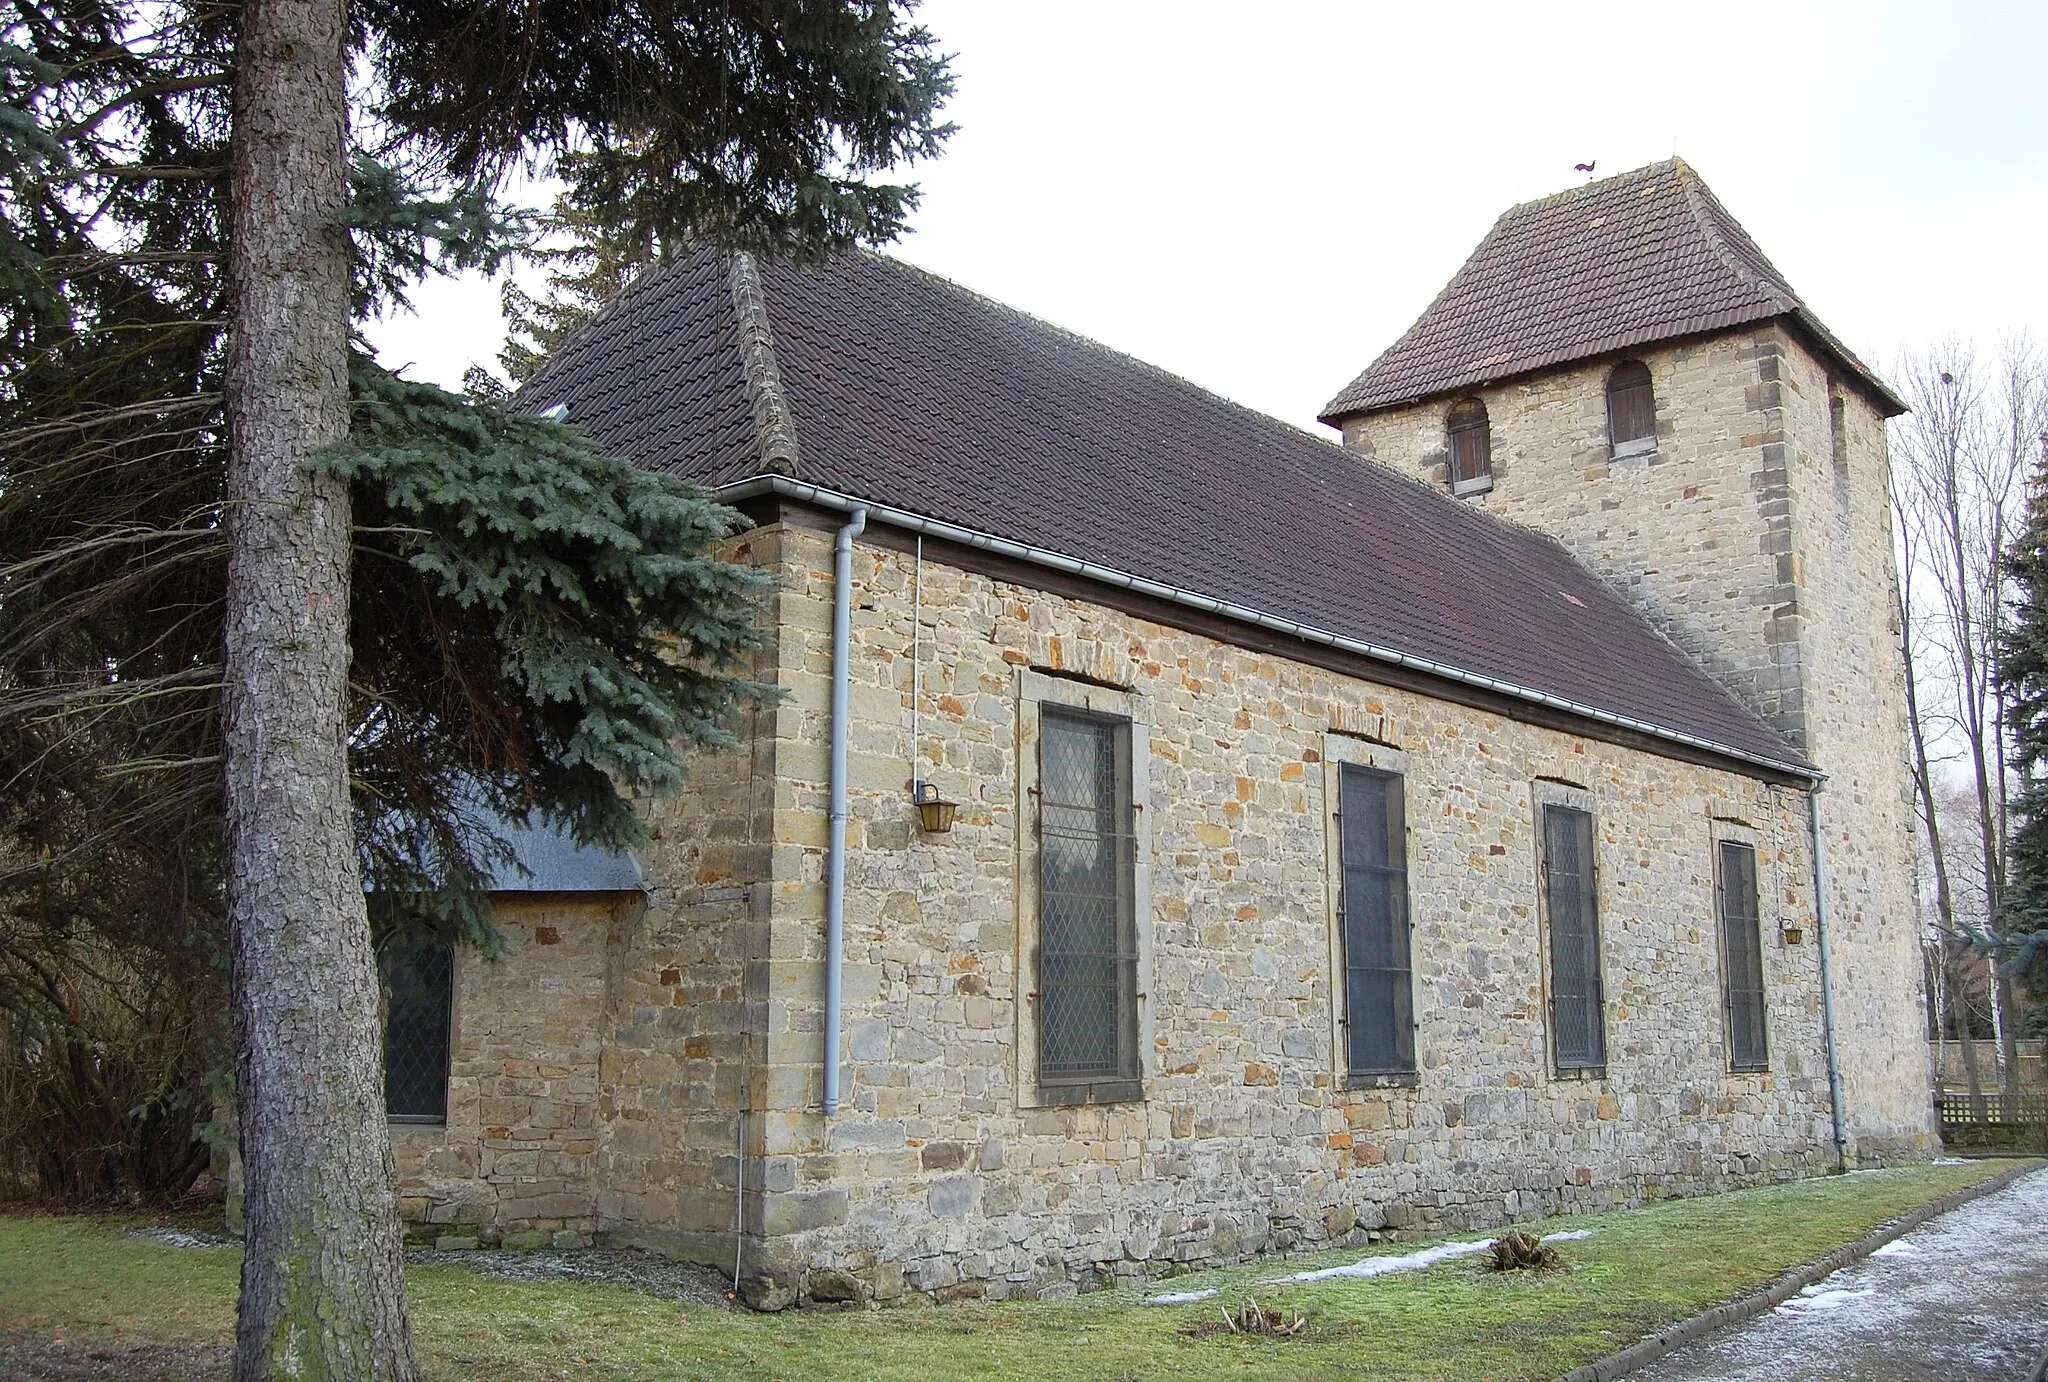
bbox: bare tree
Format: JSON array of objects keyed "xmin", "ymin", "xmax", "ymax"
[
  {"xmin": 1900, "ymin": 533, "xmax": 1989, "ymax": 1117},
  {"xmin": 1892, "ymin": 336, "xmax": 2048, "ymax": 1103}
]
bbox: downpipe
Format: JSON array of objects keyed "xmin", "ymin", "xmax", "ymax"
[
  {"xmin": 824, "ymin": 508, "xmax": 866, "ymax": 1117},
  {"xmin": 1807, "ymin": 786, "xmax": 1849, "ymax": 1172}
]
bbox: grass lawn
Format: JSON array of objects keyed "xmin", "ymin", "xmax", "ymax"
[{"xmin": 0, "ymin": 1160, "xmax": 2031, "ymax": 1381}]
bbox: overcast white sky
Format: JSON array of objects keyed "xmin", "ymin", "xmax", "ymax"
[{"xmin": 365, "ymin": 0, "xmax": 2048, "ymax": 434}]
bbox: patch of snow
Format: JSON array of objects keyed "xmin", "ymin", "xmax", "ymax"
[
  {"xmin": 122, "ymin": 1227, "xmax": 230, "ymax": 1249},
  {"xmin": 1142, "ymin": 1289, "xmax": 1219, "ymax": 1306},
  {"xmin": 1278, "ymin": 1238, "xmax": 1493, "ymax": 1282},
  {"xmin": 1265, "ymin": 1228, "xmax": 1595, "ymax": 1285},
  {"xmin": 1775, "ymin": 1284, "xmax": 1876, "ymax": 1316},
  {"xmin": 1930, "ymin": 1157, "xmax": 1972, "ymax": 1166},
  {"xmin": 1868, "ymin": 1239, "xmax": 1921, "ymax": 1258}
]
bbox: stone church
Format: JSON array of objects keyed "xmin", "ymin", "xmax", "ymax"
[{"xmin": 386, "ymin": 158, "xmax": 1936, "ymax": 1305}]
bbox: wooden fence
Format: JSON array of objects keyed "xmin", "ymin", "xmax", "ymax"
[{"xmin": 1938, "ymin": 1089, "xmax": 2048, "ymax": 1151}]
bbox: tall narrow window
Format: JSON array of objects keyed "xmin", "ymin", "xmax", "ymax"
[
  {"xmin": 1541, "ymin": 804, "xmax": 1606, "ymax": 1073},
  {"xmin": 381, "ymin": 942, "xmax": 453, "ymax": 1122},
  {"xmin": 1037, "ymin": 706, "xmax": 1140, "ymax": 1102},
  {"xmin": 1337, "ymin": 765, "xmax": 1414, "ymax": 1077},
  {"xmin": 1718, "ymin": 841, "xmax": 1769, "ymax": 1071},
  {"xmin": 1445, "ymin": 398, "xmax": 1492, "ymax": 494},
  {"xmin": 1606, "ymin": 361, "xmax": 1656, "ymax": 455}
]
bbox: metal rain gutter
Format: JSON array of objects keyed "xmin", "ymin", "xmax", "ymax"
[
  {"xmin": 714, "ymin": 475, "xmax": 1818, "ymax": 786},
  {"xmin": 822, "ymin": 505, "xmax": 866, "ymax": 1117},
  {"xmin": 1807, "ymin": 785, "xmax": 1851, "ymax": 1171}
]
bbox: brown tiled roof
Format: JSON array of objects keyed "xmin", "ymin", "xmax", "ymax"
[
  {"xmin": 521, "ymin": 246, "xmax": 1811, "ymax": 777},
  {"xmin": 1319, "ymin": 158, "xmax": 1904, "ymax": 423}
]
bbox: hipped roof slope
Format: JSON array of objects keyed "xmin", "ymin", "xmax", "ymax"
[
  {"xmin": 522, "ymin": 245, "xmax": 1810, "ymax": 778},
  {"xmin": 1320, "ymin": 158, "xmax": 1904, "ymax": 422}
]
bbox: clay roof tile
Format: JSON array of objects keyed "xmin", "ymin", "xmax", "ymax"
[{"xmin": 1318, "ymin": 158, "xmax": 1904, "ymax": 422}]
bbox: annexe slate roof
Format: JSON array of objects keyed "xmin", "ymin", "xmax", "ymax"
[
  {"xmin": 481, "ymin": 812, "xmax": 645, "ymax": 893},
  {"xmin": 1319, "ymin": 158, "xmax": 1905, "ymax": 423},
  {"xmin": 521, "ymin": 246, "xmax": 1812, "ymax": 779}
]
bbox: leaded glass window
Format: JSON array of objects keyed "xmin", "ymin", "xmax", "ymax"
[
  {"xmin": 1036, "ymin": 706, "xmax": 1139, "ymax": 1101},
  {"xmin": 1338, "ymin": 765, "xmax": 1414, "ymax": 1076},
  {"xmin": 381, "ymin": 942, "xmax": 452, "ymax": 1122},
  {"xmin": 1718, "ymin": 841, "xmax": 1769, "ymax": 1072},
  {"xmin": 1542, "ymin": 804, "xmax": 1606, "ymax": 1073}
]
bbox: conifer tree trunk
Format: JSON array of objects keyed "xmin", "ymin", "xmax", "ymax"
[{"xmin": 224, "ymin": 1, "xmax": 417, "ymax": 1377}]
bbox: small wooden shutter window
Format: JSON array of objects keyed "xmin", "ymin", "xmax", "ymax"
[
  {"xmin": 1718, "ymin": 841, "xmax": 1769, "ymax": 1071},
  {"xmin": 1445, "ymin": 398, "xmax": 1492, "ymax": 490},
  {"xmin": 1337, "ymin": 765, "xmax": 1415, "ymax": 1076},
  {"xmin": 1541, "ymin": 804, "xmax": 1606, "ymax": 1073},
  {"xmin": 1607, "ymin": 361, "xmax": 1655, "ymax": 449}
]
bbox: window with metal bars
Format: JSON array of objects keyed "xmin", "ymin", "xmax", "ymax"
[
  {"xmin": 1606, "ymin": 361, "xmax": 1656, "ymax": 455},
  {"xmin": 1541, "ymin": 803, "xmax": 1606, "ymax": 1074},
  {"xmin": 1035, "ymin": 705, "xmax": 1140, "ymax": 1103},
  {"xmin": 1337, "ymin": 765, "xmax": 1415, "ymax": 1078},
  {"xmin": 380, "ymin": 942, "xmax": 452, "ymax": 1122},
  {"xmin": 1717, "ymin": 841, "xmax": 1769, "ymax": 1071},
  {"xmin": 1445, "ymin": 397, "xmax": 1492, "ymax": 494}
]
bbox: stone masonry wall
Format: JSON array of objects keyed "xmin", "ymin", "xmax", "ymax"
[
  {"xmin": 740, "ymin": 520, "xmax": 1853, "ymax": 1305},
  {"xmin": 599, "ymin": 525, "xmax": 784, "ymax": 1262},
  {"xmin": 391, "ymin": 527, "xmax": 786, "ymax": 1260},
  {"xmin": 391, "ymin": 894, "xmax": 626, "ymax": 1248},
  {"xmin": 1773, "ymin": 340, "xmax": 1933, "ymax": 1155},
  {"xmin": 1336, "ymin": 327, "xmax": 1936, "ymax": 1160}
]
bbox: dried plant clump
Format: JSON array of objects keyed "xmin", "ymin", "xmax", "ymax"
[
  {"xmin": 1181, "ymin": 1297, "xmax": 1309, "ymax": 1338},
  {"xmin": 1486, "ymin": 1230, "xmax": 1564, "ymax": 1272}
]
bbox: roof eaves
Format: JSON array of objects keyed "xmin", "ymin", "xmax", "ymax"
[
  {"xmin": 1322, "ymin": 307, "xmax": 1794, "ymax": 420},
  {"xmin": 1787, "ymin": 308, "xmax": 1910, "ymax": 417},
  {"xmin": 721, "ymin": 473, "xmax": 1819, "ymax": 785}
]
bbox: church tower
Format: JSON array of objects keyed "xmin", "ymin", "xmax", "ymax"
[{"xmin": 1320, "ymin": 158, "xmax": 1934, "ymax": 1159}]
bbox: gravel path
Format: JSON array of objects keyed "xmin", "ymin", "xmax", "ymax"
[
  {"xmin": 406, "ymin": 1243, "xmax": 741, "ymax": 1309},
  {"xmin": 1631, "ymin": 1165, "xmax": 2048, "ymax": 1381}
]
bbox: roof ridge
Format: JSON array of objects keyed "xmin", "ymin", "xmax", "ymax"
[
  {"xmin": 856, "ymin": 250, "xmax": 1356, "ymax": 455},
  {"xmin": 1317, "ymin": 207, "xmax": 1523, "ymax": 421},
  {"xmin": 1675, "ymin": 166, "xmax": 1797, "ymax": 313},
  {"xmin": 1498, "ymin": 157, "xmax": 1678, "ymax": 217},
  {"xmin": 729, "ymin": 249, "xmax": 802, "ymax": 477}
]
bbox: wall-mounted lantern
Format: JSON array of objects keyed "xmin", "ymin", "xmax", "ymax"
[{"xmin": 913, "ymin": 780, "xmax": 958, "ymax": 834}]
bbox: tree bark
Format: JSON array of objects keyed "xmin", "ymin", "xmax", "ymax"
[{"xmin": 224, "ymin": 1, "xmax": 417, "ymax": 1378}]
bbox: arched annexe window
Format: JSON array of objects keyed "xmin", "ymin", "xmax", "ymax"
[
  {"xmin": 1606, "ymin": 361, "xmax": 1656, "ymax": 456},
  {"xmin": 1445, "ymin": 397, "xmax": 1492, "ymax": 495}
]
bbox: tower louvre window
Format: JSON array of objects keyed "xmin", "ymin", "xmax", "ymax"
[
  {"xmin": 1445, "ymin": 398, "xmax": 1492, "ymax": 494},
  {"xmin": 1607, "ymin": 361, "xmax": 1656, "ymax": 454}
]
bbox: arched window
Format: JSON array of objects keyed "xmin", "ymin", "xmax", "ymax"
[
  {"xmin": 1606, "ymin": 361, "xmax": 1656, "ymax": 455},
  {"xmin": 1445, "ymin": 398, "xmax": 1492, "ymax": 494}
]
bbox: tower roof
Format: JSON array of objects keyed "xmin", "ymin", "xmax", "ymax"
[
  {"xmin": 519, "ymin": 246, "xmax": 1812, "ymax": 780},
  {"xmin": 1319, "ymin": 158, "xmax": 1905, "ymax": 423}
]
